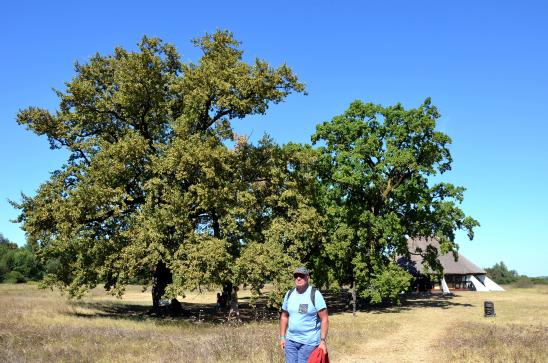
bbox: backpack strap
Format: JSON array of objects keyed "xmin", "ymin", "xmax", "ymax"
[{"xmin": 286, "ymin": 287, "xmax": 296, "ymax": 301}]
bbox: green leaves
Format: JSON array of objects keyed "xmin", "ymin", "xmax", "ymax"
[
  {"xmin": 172, "ymin": 234, "xmax": 232, "ymax": 291},
  {"xmin": 14, "ymin": 30, "xmax": 477, "ymax": 309},
  {"xmin": 14, "ymin": 30, "xmax": 305, "ymax": 302},
  {"xmin": 362, "ymin": 262, "xmax": 413, "ymax": 305},
  {"xmin": 235, "ymin": 240, "xmax": 298, "ymax": 305},
  {"xmin": 313, "ymin": 99, "xmax": 478, "ymax": 304},
  {"xmin": 180, "ymin": 30, "xmax": 305, "ymax": 137}
]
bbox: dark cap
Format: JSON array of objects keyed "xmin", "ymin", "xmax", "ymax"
[{"xmin": 294, "ymin": 266, "xmax": 309, "ymax": 276}]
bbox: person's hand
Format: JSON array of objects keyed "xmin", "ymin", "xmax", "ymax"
[
  {"xmin": 319, "ymin": 340, "xmax": 327, "ymax": 353},
  {"xmin": 279, "ymin": 338, "xmax": 285, "ymax": 350}
]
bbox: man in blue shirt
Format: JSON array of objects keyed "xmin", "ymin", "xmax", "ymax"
[{"xmin": 279, "ymin": 267, "xmax": 329, "ymax": 363}]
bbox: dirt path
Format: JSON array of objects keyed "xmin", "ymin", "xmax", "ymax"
[{"xmin": 339, "ymin": 302, "xmax": 460, "ymax": 363}]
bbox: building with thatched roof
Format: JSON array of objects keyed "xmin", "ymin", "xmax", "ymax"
[{"xmin": 399, "ymin": 237, "xmax": 504, "ymax": 293}]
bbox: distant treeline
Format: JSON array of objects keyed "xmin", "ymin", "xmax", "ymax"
[
  {"xmin": 0, "ymin": 234, "xmax": 44, "ymax": 283},
  {"xmin": 485, "ymin": 261, "xmax": 547, "ymax": 287}
]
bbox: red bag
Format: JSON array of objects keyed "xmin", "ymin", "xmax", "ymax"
[{"xmin": 308, "ymin": 347, "xmax": 330, "ymax": 363}]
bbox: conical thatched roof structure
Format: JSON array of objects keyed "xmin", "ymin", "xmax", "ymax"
[
  {"xmin": 406, "ymin": 237, "xmax": 485, "ymax": 274},
  {"xmin": 401, "ymin": 237, "xmax": 504, "ymax": 292}
]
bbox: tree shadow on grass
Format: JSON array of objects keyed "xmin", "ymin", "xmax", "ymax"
[
  {"xmin": 64, "ymin": 290, "xmax": 474, "ymax": 324},
  {"xmin": 364, "ymin": 293, "xmax": 475, "ymax": 314},
  {"xmin": 67, "ymin": 301, "xmax": 151, "ymax": 321},
  {"xmin": 65, "ymin": 298, "xmax": 281, "ymax": 325}
]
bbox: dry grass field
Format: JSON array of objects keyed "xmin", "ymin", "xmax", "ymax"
[{"xmin": 0, "ymin": 283, "xmax": 546, "ymax": 363}]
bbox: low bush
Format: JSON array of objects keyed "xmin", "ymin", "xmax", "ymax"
[
  {"xmin": 4, "ymin": 270, "xmax": 27, "ymax": 283},
  {"xmin": 513, "ymin": 277, "xmax": 535, "ymax": 288}
]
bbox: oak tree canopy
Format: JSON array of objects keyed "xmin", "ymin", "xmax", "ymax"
[{"xmin": 13, "ymin": 30, "xmax": 305, "ymax": 311}]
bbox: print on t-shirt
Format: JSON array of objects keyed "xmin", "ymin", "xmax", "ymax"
[{"xmin": 298, "ymin": 303, "xmax": 308, "ymax": 314}]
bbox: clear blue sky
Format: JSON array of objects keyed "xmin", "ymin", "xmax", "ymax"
[{"xmin": 1, "ymin": 1, "xmax": 547, "ymax": 276}]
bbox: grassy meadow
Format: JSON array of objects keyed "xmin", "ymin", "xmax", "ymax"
[{"xmin": 0, "ymin": 284, "xmax": 546, "ymax": 363}]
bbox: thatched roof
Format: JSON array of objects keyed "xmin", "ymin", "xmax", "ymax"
[{"xmin": 403, "ymin": 237, "xmax": 486, "ymax": 275}]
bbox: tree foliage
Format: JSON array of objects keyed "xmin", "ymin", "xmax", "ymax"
[
  {"xmin": 485, "ymin": 261, "xmax": 548, "ymax": 287},
  {"xmin": 230, "ymin": 139, "xmax": 326, "ymax": 303},
  {"xmin": 312, "ymin": 99, "xmax": 479, "ymax": 304},
  {"xmin": 12, "ymin": 30, "xmax": 480, "ymax": 309},
  {"xmin": 12, "ymin": 30, "xmax": 305, "ymax": 309},
  {"xmin": 484, "ymin": 261, "xmax": 519, "ymax": 285},
  {"xmin": 0, "ymin": 234, "xmax": 44, "ymax": 283}
]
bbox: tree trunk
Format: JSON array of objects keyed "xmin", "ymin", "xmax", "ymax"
[
  {"xmin": 228, "ymin": 286, "xmax": 240, "ymax": 321},
  {"xmin": 151, "ymin": 260, "xmax": 173, "ymax": 315},
  {"xmin": 214, "ymin": 211, "xmax": 238, "ymax": 316},
  {"xmin": 213, "ymin": 211, "xmax": 239, "ymax": 319},
  {"xmin": 222, "ymin": 281, "xmax": 233, "ymax": 309},
  {"xmin": 212, "ymin": 212, "xmax": 221, "ymax": 240},
  {"xmin": 351, "ymin": 277, "xmax": 357, "ymax": 317}
]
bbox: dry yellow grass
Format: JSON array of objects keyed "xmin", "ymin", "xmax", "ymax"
[
  {"xmin": 0, "ymin": 284, "xmax": 546, "ymax": 362},
  {"xmin": 0, "ymin": 284, "xmax": 283, "ymax": 363},
  {"xmin": 341, "ymin": 285, "xmax": 548, "ymax": 363}
]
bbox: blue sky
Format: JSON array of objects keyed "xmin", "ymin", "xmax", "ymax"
[{"xmin": 1, "ymin": 1, "xmax": 547, "ymax": 276}]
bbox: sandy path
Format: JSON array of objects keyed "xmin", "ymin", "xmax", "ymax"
[{"xmin": 339, "ymin": 302, "xmax": 460, "ymax": 363}]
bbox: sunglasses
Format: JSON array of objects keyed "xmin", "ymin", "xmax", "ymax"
[{"xmin": 294, "ymin": 273, "xmax": 307, "ymax": 279}]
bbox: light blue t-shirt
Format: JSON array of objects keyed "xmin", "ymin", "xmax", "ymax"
[{"xmin": 282, "ymin": 285, "xmax": 327, "ymax": 346}]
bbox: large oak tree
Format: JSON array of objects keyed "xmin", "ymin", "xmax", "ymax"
[{"xmin": 13, "ymin": 31, "xmax": 304, "ymax": 312}]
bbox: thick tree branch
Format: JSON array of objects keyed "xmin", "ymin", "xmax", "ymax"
[
  {"xmin": 80, "ymin": 195, "xmax": 146, "ymax": 225},
  {"xmin": 211, "ymin": 108, "xmax": 230, "ymax": 124}
]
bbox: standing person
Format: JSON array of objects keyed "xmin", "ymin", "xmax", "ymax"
[{"xmin": 279, "ymin": 267, "xmax": 329, "ymax": 363}]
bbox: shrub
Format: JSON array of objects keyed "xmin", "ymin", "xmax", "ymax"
[
  {"xmin": 0, "ymin": 236, "xmax": 45, "ymax": 282},
  {"xmin": 485, "ymin": 261, "xmax": 519, "ymax": 284},
  {"xmin": 5, "ymin": 270, "xmax": 27, "ymax": 283},
  {"xmin": 513, "ymin": 277, "xmax": 535, "ymax": 288},
  {"xmin": 530, "ymin": 277, "xmax": 548, "ymax": 285},
  {"xmin": 362, "ymin": 263, "xmax": 412, "ymax": 305}
]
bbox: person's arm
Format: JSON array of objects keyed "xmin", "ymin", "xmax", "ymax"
[
  {"xmin": 279, "ymin": 310, "xmax": 289, "ymax": 349},
  {"xmin": 318, "ymin": 308, "xmax": 329, "ymax": 352}
]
